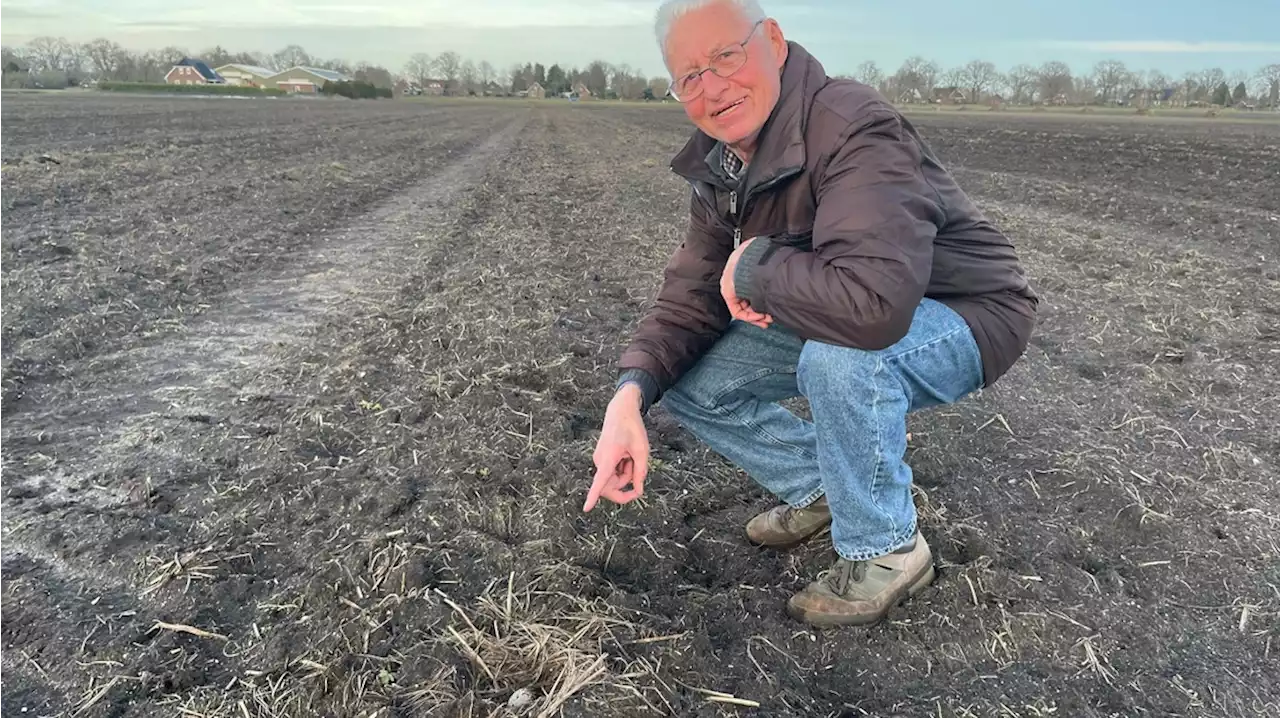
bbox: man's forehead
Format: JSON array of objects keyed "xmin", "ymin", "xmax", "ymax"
[{"xmin": 664, "ymin": 6, "xmax": 754, "ymax": 69}]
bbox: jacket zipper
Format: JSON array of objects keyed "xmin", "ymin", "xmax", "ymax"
[
  {"xmin": 688, "ymin": 166, "xmax": 801, "ymax": 250},
  {"xmin": 730, "ymin": 190, "xmax": 741, "ymax": 248}
]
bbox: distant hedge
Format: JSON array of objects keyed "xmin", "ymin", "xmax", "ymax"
[
  {"xmin": 97, "ymin": 82, "xmax": 286, "ymax": 96},
  {"xmin": 321, "ymin": 80, "xmax": 393, "ymax": 99}
]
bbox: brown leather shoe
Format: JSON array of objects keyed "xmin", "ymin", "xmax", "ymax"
[
  {"xmin": 787, "ymin": 531, "xmax": 935, "ymax": 627},
  {"xmin": 746, "ymin": 496, "xmax": 832, "ymax": 548}
]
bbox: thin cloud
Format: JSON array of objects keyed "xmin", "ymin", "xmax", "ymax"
[
  {"xmin": 127, "ymin": 1, "xmax": 653, "ymax": 29},
  {"xmin": 1042, "ymin": 40, "xmax": 1280, "ymax": 53},
  {"xmin": 0, "ymin": 7, "xmax": 56, "ymax": 19}
]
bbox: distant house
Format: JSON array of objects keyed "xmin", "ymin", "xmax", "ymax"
[
  {"xmin": 215, "ymin": 63, "xmax": 275, "ymax": 87},
  {"xmin": 896, "ymin": 87, "xmax": 924, "ymax": 104},
  {"xmin": 526, "ymin": 81, "xmax": 546, "ymax": 99},
  {"xmin": 165, "ymin": 58, "xmax": 224, "ymax": 85},
  {"xmin": 421, "ymin": 79, "xmax": 446, "ymax": 96},
  {"xmin": 572, "ymin": 82, "xmax": 591, "ymax": 99},
  {"xmin": 267, "ymin": 66, "xmax": 351, "ymax": 94},
  {"xmin": 932, "ymin": 86, "xmax": 966, "ymax": 104}
]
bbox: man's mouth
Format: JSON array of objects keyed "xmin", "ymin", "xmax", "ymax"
[{"xmin": 712, "ymin": 98, "xmax": 746, "ymax": 118}]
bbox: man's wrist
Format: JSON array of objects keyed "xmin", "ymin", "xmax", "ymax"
[
  {"xmin": 615, "ymin": 369, "xmax": 660, "ymax": 415},
  {"xmin": 614, "ymin": 382, "xmax": 643, "ymax": 409},
  {"xmin": 733, "ymin": 237, "xmax": 773, "ymax": 310}
]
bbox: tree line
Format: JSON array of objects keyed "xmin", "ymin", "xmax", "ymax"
[
  {"xmin": 405, "ymin": 51, "xmax": 672, "ymax": 100},
  {"xmin": 1, "ymin": 38, "xmax": 398, "ymax": 90},
  {"xmin": 0, "ymin": 37, "xmax": 672, "ymax": 100},
  {"xmin": 4, "ymin": 35, "xmax": 1278, "ymax": 108},
  {"xmin": 842, "ymin": 57, "xmax": 1280, "ymax": 107}
]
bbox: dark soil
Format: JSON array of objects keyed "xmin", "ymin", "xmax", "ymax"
[{"xmin": 3, "ymin": 94, "xmax": 1278, "ymax": 718}]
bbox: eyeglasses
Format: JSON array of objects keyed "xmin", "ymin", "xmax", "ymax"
[{"xmin": 669, "ymin": 20, "xmax": 764, "ymax": 102}]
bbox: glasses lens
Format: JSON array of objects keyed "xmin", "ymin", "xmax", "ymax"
[
  {"xmin": 714, "ymin": 47, "xmax": 748, "ymax": 76},
  {"xmin": 673, "ymin": 74, "xmax": 702, "ymax": 100}
]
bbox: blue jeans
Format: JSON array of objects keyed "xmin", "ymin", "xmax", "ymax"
[{"xmin": 659, "ymin": 298, "xmax": 984, "ymax": 561}]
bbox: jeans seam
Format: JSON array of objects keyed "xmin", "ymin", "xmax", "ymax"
[
  {"xmin": 881, "ymin": 324, "xmax": 971, "ymax": 363},
  {"xmin": 866, "ymin": 353, "xmax": 898, "ymax": 541},
  {"xmin": 710, "ymin": 401, "xmax": 817, "ymax": 462},
  {"xmin": 707, "ymin": 366, "xmax": 797, "ymax": 406}
]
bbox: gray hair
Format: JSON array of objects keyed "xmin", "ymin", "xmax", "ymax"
[{"xmin": 654, "ymin": 0, "xmax": 766, "ymax": 53}]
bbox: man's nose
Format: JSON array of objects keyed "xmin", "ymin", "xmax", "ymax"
[{"xmin": 701, "ymin": 70, "xmax": 731, "ymax": 99}]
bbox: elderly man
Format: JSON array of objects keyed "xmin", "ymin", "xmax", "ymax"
[{"xmin": 584, "ymin": 0, "xmax": 1037, "ymax": 627}]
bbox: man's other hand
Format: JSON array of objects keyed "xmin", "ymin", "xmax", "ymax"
[
  {"xmin": 721, "ymin": 237, "xmax": 773, "ymax": 329},
  {"xmin": 584, "ymin": 384, "xmax": 651, "ymax": 512}
]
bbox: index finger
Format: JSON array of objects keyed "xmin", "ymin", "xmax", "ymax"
[{"xmin": 583, "ymin": 463, "xmax": 614, "ymax": 512}]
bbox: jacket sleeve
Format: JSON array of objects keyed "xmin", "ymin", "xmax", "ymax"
[
  {"xmin": 617, "ymin": 189, "xmax": 733, "ymax": 411},
  {"xmin": 735, "ymin": 109, "xmax": 943, "ymax": 350}
]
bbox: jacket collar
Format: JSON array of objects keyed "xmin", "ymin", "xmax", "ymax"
[{"xmin": 670, "ymin": 41, "xmax": 828, "ymax": 195}]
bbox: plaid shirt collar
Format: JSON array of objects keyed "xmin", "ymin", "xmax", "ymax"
[
  {"xmin": 705, "ymin": 142, "xmax": 747, "ymax": 189},
  {"xmin": 720, "ymin": 145, "xmax": 745, "ymax": 181}
]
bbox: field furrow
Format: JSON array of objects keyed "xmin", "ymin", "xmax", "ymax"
[{"xmin": 2, "ymin": 93, "xmax": 1278, "ymax": 718}]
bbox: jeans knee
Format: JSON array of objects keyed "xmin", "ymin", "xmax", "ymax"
[{"xmin": 797, "ymin": 341, "xmax": 879, "ymax": 396}]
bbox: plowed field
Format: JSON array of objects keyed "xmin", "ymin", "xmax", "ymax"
[{"xmin": 3, "ymin": 93, "xmax": 1278, "ymax": 717}]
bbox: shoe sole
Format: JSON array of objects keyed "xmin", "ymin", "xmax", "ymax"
[{"xmin": 786, "ymin": 563, "xmax": 936, "ymax": 628}]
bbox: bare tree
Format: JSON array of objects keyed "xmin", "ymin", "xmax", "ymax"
[
  {"xmin": 314, "ymin": 58, "xmax": 353, "ymax": 76},
  {"xmin": 109, "ymin": 45, "xmax": 138, "ymax": 81},
  {"xmin": 586, "ymin": 60, "xmax": 609, "ymax": 97},
  {"xmin": 892, "ymin": 55, "xmax": 939, "ymax": 98},
  {"xmin": 649, "ymin": 76, "xmax": 670, "ymax": 98},
  {"xmin": 404, "ymin": 53, "xmax": 434, "ymax": 87},
  {"xmin": 1227, "ymin": 69, "xmax": 1250, "ymax": 92},
  {"xmin": 1145, "ymin": 69, "xmax": 1170, "ymax": 92},
  {"xmin": 1036, "ymin": 61, "xmax": 1073, "ymax": 103},
  {"xmin": 508, "ymin": 62, "xmax": 527, "ymax": 92},
  {"xmin": 460, "ymin": 59, "xmax": 477, "ymax": 94},
  {"xmin": 1091, "ymin": 59, "xmax": 1127, "ymax": 104},
  {"xmin": 941, "ymin": 67, "xmax": 964, "ymax": 90},
  {"xmin": 1073, "ymin": 75, "xmax": 1099, "ymax": 104},
  {"xmin": 1253, "ymin": 63, "xmax": 1279, "ymax": 104},
  {"xmin": 272, "ymin": 44, "xmax": 311, "ymax": 71},
  {"xmin": 1004, "ymin": 64, "xmax": 1036, "ymax": 104},
  {"xmin": 436, "ymin": 51, "xmax": 461, "ymax": 92},
  {"xmin": 82, "ymin": 38, "xmax": 120, "ymax": 79},
  {"xmin": 202, "ymin": 45, "xmax": 234, "ymax": 69},
  {"xmin": 354, "ymin": 63, "xmax": 394, "ymax": 89},
  {"xmin": 959, "ymin": 59, "xmax": 998, "ymax": 103},
  {"xmin": 1197, "ymin": 67, "xmax": 1225, "ymax": 102},
  {"xmin": 478, "ymin": 60, "xmax": 495, "ymax": 89},
  {"xmin": 854, "ymin": 60, "xmax": 883, "ymax": 89},
  {"xmin": 26, "ymin": 36, "xmax": 71, "ymax": 72}
]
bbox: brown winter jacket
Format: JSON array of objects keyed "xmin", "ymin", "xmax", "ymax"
[{"xmin": 617, "ymin": 42, "xmax": 1038, "ymax": 413}]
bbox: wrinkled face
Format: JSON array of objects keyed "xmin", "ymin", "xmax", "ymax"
[{"xmin": 663, "ymin": 2, "xmax": 787, "ymax": 150}]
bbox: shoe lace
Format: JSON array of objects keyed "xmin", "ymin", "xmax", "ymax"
[{"xmin": 818, "ymin": 558, "xmax": 866, "ymax": 595}]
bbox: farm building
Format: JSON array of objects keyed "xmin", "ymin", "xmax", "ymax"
[
  {"xmin": 572, "ymin": 82, "xmax": 592, "ymax": 99},
  {"xmin": 526, "ymin": 81, "xmax": 546, "ymax": 99},
  {"xmin": 267, "ymin": 66, "xmax": 351, "ymax": 94},
  {"xmin": 165, "ymin": 58, "xmax": 224, "ymax": 85},
  {"xmin": 896, "ymin": 87, "xmax": 924, "ymax": 104},
  {"xmin": 215, "ymin": 63, "xmax": 275, "ymax": 87},
  {"xmin": 932, "ymin": 86, "xmax": 966, "ymax": 104}
]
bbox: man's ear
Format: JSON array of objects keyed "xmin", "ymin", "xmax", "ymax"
[{"xmin": 766, "ymin": 19, "xmax": 788, "ymax": 68}]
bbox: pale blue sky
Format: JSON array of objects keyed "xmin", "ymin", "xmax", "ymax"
[{"xmin": 3, "ymin": 0, "xmax": 1277, "ymax": 79}]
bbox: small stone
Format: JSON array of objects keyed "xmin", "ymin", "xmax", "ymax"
[{"xmin": 507, "ymin": 687, "xmax": 535, "ymax": 709}]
